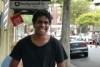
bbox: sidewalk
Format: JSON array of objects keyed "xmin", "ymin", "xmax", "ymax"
[
  {"xmin": 88, "ymin": 45, "xmax": 100, "ymax": 48},
  {"xmin": 55, "ymin": 63, "xmax": 77, "ymax": 67},
  {"xmin": 71, "ymin": 63, "xmax": 77, "ymax": 67}
]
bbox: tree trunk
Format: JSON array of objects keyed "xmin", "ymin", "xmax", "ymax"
[{"xmin": 60, "ymin": 0, "xmax": 71, "ymax": 67}]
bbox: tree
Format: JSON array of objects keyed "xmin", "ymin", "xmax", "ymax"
[
  {"xmin": 22, "ymin": 15, "xmax": 32, "ymax": 25},
  {"xmin": 75, "ymin": 12, "xmax": 100, "ymax": 26},
  {"xmin": 71, "ymin": 0, "xmax": 91, "ymax": 24},
  {"xmin": 61, "ymin": 0, "xmax": 71, "ymax": 67},
  {"xmin": 93, "ymin": 11, "xmax": 100, "ymax": 26},
  {"xmin": 75, "ymin": 11, "xmax": 100, "ymax": 32},
  {"xmin": 51, "ymin": 0, "xmax": 63, "ymax": 4},
  {"xmin": 75, "ymin": 13, "xmax": 95, "ymax": 33},
  {"xmin": 75, "ymin": 13, "xmax": 95, "ymax": 26},
  {"xmin": 56, "ymin": 0, "xmax": 63, "ymax": 4},
  {"xmin": 22, "ymin": 15, "xmax": 33, "ymax": 35}
]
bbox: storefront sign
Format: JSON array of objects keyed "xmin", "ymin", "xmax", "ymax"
[
  {"xmin": 11, "ymin": 13, "xmax": 23, "ymax": 26},
  {"xmin": 10, "ymin": 1, "xmax": 50, "ymax": 9}
]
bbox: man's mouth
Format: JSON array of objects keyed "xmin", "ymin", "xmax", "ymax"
[{"xmin": 40, "ymin": 28, "xmax": 45, "ymax": 32}]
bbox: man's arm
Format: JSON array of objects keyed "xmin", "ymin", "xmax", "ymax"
[
  {"xmin": 57, "ymin": 61, "xmax": 65, "ymax": 67},
  {"xmin": 9, "ymin": 59, "xmax": 20, "ymax": 67}
]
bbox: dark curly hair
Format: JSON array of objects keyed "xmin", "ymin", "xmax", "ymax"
[{"xmin": 32, "ymin": 9, "xmax": 53, "ymax": 25}]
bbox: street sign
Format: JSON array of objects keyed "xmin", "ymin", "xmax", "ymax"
[
  {"xmin": 10, "ymin": 1, "xmax": 50, "ymax": 9},
  {"xmin": 11, "ymin": 13, "xmax": 23, "ymax": 26}
]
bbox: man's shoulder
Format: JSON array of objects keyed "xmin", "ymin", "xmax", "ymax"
[
  {"xmin": 17, "ymin": 35, "xmax": 31, "ymax": 45},
  {"xmin": 50, "ymin": 36, "xmax": 62, "ymax": 46},
  {"xmin": 20, "ymin": 35, "xmax": 31, "ymax": 41},
  {"xmin": 50, "ymin": 36, "xmax": 60, "ymax": 42}
]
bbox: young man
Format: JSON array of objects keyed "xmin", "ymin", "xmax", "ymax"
[{"xmin": 10, "ymin": 9, "xmax": 67, "ymax": 67}]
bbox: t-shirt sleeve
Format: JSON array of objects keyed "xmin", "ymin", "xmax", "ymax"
[
  {"xmin": 10, "ymin": 41, "xmax": 22, "ymax": 61},
  {"xmin": 55, "ymin": 41, "xmax": 68, "ymax": 63}
]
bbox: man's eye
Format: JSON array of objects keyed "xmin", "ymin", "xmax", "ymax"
[
  {"xmin": 37, "ymin": 20, "xmax": 42, "ymax": 24},
  {"xmin": 37, "ymin": 20, "xmax": 49, "ymax": 24},
  {"xmin": 44, "ymin": 21, "xmax": 49, "ymax": 24}
]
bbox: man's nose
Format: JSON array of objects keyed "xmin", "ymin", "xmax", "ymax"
[{"xmin": 41, "ymin": 22, "xmax": 45, "ymax": 26}]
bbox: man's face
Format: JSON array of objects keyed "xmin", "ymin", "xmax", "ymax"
[{"xmin": 34, "ymin": 16, "xmax": 50, "ymax": 35}]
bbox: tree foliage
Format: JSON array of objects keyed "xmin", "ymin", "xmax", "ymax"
[
  {"xmin": 93, "ymin": 11, "xmax": 100, "ymax": 26},
  {"xmin": 75, "ymin": 13, "xmax": 95, "ymax": 26},
  {"xmin": 22, "ymin": 15, "xmax": 32, "ymax": 25},
  {"xmin": 51, "ymin": 0, "xmax": 63, "ymax": 4},
  {"xmin": 56, "ymin": 0, "xmax": 63, "ymax": 4},
  {"xmin": 75, "ymin": 11, "xmax": 100, "ymax": 27},
  {"xmin": 71, "ymin": 0, "xmax": 91, "ymax": 24}
]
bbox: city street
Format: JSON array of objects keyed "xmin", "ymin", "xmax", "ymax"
[{"xmin": 71, "ymin": 45, "xmax": 100, "ymax": 67}]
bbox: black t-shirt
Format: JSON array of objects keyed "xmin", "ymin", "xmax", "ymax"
[{"xmin": 10, "ymin": 35, "xmax": 67, "ymax": 67}]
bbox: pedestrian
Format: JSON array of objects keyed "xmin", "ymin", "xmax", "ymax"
[
  {"xmin": 97, "ymin": 32, "xmax": 100, "ymax": 45},
  {"xmin": 1, "ymin": 56, "xmax": 22, "ymax": 67},
  {"xmin": 9, "ymin": 9, "xmax": 68, "ymax": 67},
  {"xmin": 91, "ymin": 32, "xmax": 98, "ymax": 48},
  {"xmin": 1, "ymin": 56, "xmax": 12, "ymax": 67},
  {"xmin": 71, "ymin": 31, "xmax": 75, "ymax": 35}
]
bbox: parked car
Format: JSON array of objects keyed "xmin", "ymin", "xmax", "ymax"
[{"xmin": 70, "ymin": 37, "xmax": 88, "ymax": 57}]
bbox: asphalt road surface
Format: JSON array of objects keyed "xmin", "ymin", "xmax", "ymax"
[{"xmin": 71, "ymin": 45, "xmax": 100, "ymax": 67}]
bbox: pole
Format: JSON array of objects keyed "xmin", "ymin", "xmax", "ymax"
[{"xmin": 61, "ymin": 0, "xmax": 71, "ymax": 67}]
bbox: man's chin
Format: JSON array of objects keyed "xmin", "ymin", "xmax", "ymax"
[{"xmin": 38, "ymin": 33, "xmax": 47, "ymax": 35}]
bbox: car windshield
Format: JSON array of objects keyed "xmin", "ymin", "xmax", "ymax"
[
  {"xmin": 78, "ymin": 33, "xmax": 88, "ymax": 37},
  {"xmin": 70, "ymin": 37, "xmax": 83, "ymax": 42}
]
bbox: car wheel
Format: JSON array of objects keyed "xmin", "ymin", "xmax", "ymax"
[{"xmin": 84, "ymin": 52, "xmax": 88, "ymax": 57}]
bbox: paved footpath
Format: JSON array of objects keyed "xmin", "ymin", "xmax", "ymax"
[
  {"xmin": 71, "ymin": 64, "xmax": 77, "ymax": 67},
  {"xmin": 55, "ymin": 63, "xmax": 77, "ymax": 67},
  {"xmin": 88, "ymin": 44, "xmax": 100, "ymax": 48}
]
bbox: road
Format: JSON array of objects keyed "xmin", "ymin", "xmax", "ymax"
[{"xmin": 71, "ymin": 45, "xmax": 100, "ymax": 67}]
